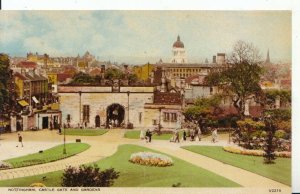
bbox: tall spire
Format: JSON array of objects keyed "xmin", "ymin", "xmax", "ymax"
[
  {"xmin": 177, "ymin": 35, "xmax": 180, "ymax": 41},
  {"xmin": 266, "ymin": 49, "xmax": 270, "ymax": 64}
]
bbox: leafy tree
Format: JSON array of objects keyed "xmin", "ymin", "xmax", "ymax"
[
  {"xmin": 183, "ymin": 95, "xmax": 222, "ymax": 133},
  {"xmin": 263, "ymin": 118, "xmax": 277, "ymax": 164},
  {"xmin": 104, "ymin": 68, "xmax": 124, "ymax": 80},
  {"xmin": 70, "ymin": 72, "xmax": 95, "ymax": 84},
  {"xmin": 205, "ymin": 41, "xmax": 263, "ymax": 118},
  {"xmin": 0, "ymin": 54, "xmax": 12, "ymax": 115},
  {"xmin": 61, "ymin": 165, "xmax": 120, "ymax": 187},
  {"xmin": 184, "ymin": 95, "xmax": 222, "ymax": 121},
  {"xmin": 264, "ymin": 109, "xmax": 291, "ymax": 133},
  {"xmin": 264, "ymin": 89, "xmax": 291, "ymax": 108},
  {"xmin": 235, "ymin": 118, "xmax": 265, "ymax": 149}
]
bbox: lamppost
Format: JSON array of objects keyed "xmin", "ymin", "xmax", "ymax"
[
  {"xmin": 37, "ymin": 114, "xmax": 40, "ymax": 130},
  {"xmin": 127, "ymin": 91, "xmax": 130, "ymax": 128},
  {"xmin": 63, "ymin": 124, "xmax": 66, "ymax": 154}
]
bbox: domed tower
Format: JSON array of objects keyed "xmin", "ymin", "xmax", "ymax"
[{"xmin": 171, "ymin": 35, "xmax": 188, "ymax": 63}]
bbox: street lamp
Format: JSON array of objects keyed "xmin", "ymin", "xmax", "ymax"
[
  {"xmin": 38, "ymin": 114, "xmax": 40, "ymax": 130},
  {"xmin": 127, "ymin": 91, "xmax": 130, "ymax": 128},
  {"xmin": 63, "ymin": 125, "xmax": 66, "ymax": 154}
]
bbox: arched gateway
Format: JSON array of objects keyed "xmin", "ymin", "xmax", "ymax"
[{"xmin": 106, "ymin": 103, "xmax": 125, "ymax": 128}]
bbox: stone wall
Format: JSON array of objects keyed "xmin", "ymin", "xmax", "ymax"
[{"xmin": 59, "ymin": 92, "xmax": 154, "ymax": 128}]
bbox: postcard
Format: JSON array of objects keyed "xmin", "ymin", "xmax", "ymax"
[{"xmin": 0, "ymin": 4, "xmax": 296, "ymax": 194}]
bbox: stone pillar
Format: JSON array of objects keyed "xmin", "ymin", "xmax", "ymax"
[
  {"xmin": 244, "ymin": 99, "xmax": 250, "ymax": 116},
  {"xmin": 22, "ymin": 115, "xmax": 28, "ymax": 131},
  {"xmin": 10, "ymin": 115, "xmax": 17, "ymax": 132}
]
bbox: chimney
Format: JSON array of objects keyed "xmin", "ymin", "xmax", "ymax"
[{"xmin": 213, "ymin": 56, "xmax": 216, "ymax": 63}]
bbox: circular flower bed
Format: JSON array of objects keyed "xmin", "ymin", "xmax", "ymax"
[
  {"xmin": 0, "ymin": 161, "xmax": 12, "ymax": 170},
  {"xmin": 30, "ymin": 183, "xmax": 46, "ymax": 187},
  {"xmin": 129, "ymin": 152, "xmax": 173, "ymax": 167},
  {"xmin": 223, "ymin": 146, "xmax": 291, "ymax": 158}
]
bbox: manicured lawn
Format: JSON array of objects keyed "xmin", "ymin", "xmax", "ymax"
[
  {"xmin": 4, "ymin": 143, "xmax": 90, "ymax": 168},
  {"xmin": 182, "ymin": 146, "xmax": 291, "ymax": 186},
  {"xmin": 124, "ymin": 130, "xmax": 183, "ymax": 140},
  {"xmin": 0, "ymin": 144, "xmax": 240, "ymax": 187},
  {"xmin": 62, "ymin": 128, "xmax": 108, "ymax": 136}
]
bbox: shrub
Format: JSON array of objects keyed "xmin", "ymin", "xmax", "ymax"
[
  {"xmin": 61, "ymin": 165, "xmax": 119, "ymax": 187},
  {"xmin": 0, "ymin": 161, "xmax": 12, "ymax": 170},
  {"xmin": 29, "ymin": 183, "xmax": 46, "ymax": 187},
  {"xmin": 275, "ymin": 130, "xmax": 286, "ymax": 139},
  {"xmin": 129, "ymin": 152, "xmax": 173, "ymax": 167}
]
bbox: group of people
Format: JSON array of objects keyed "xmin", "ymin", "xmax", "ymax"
[
  {"xmin": 182, "ymin": 126, "xmax": 202, "ymax": 142},
  {"xmin": 140, "ymin": 129, "xmax": 152, "ymax": 143}
]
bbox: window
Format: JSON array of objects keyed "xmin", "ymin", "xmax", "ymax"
[
  {"xmin": 83, "ymin": 105, "xmax": 90, "ymax": 123},
  {"xmin": 171, "ymin": 113, "xmax": 177, "ymax": 122},
  {"xmin": 153, "ymin": 119, "xmax": 157, "ymax": 125},
  {"xmin": 67, "ymin": 114, "xmax": 71, "ymax": 122},
  {"xmin": 139, "ymin": 112, "xmax": 142, "ymax": 123},
  {"xmin": 210, "ymin": 87, "xmax": 213, "ymax": 95},
  {"xmin": 163, "ymin": 112, "xmax": 170, "ymax": 121}
]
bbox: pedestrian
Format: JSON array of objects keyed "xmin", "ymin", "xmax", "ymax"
[
  {"xmin": 183, "ymin": 130, "xmax": 187, "ymax": 141},
  {"xmin": 190, "ymin": 129, "xmax": 195, "ymax": 141},
  {"xmin": 174, "ymin": 130, "xmax": 180, "ymax": 143},
  {"xmin": 145, "ymin": 129, "xmax": 150, "ymax": 143},
  {"xmin": 197, "ymin": 126, "xmax": 202, "ymax": 141},
  {"xmin": 187, "ymin": 128, "xmax": 190, "ymax": 140},
  {"xmin": 140, "ymin": 130, "xmax": 145, "ymax": 140},
  {"xmin": 148, "ymin": 129, "xmax": 152, "ymax": 143},
  {"xmin": 212, "ymin": 128, "xmax": 218, "ymax": 143},
  {"xmin": 58, "ymin": 124, "xmax": 62, "ymax": 134},
  {"xmin": 17, "ymin": 133, "xmax": 23, "ymax": 147}
]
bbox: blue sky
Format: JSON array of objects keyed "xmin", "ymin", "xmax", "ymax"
[{"xmin": 0, "ymin": 11, "xmax": 291, "ymax": 64}]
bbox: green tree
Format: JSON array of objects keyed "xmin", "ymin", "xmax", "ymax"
[
  {"xmin": 0, "ymin": 54, "xmax": 11, "ymax": 114},
  {"xmin": 265, "ymin": 89, "xmax": 291, "ymax": 108},
  {"xmin": 205, "ymin": 41, "xmax": 263, "ymax": 118},
  {"xmin": 104, "ymin": 68, "xmax": 124, "ymax": 80},
  {"xmin": 70, "ymin": 72, "xmax": 95, "ymax": 84},
  {"xmin": 183, "ymin": 95, "xmax": 222, "ymax": 133}
]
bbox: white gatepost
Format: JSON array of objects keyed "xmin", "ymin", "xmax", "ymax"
[{"xmin": 10, "ymin": 115, "xmax": 17, "ymax": 132}]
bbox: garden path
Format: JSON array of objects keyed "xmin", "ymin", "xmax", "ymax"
[{"xmin": 0, "ymin": 129, "xmax": 290, "ymax": 190}]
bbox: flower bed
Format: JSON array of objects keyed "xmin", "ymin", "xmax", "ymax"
[
  {"xmin": 129, "ymin": 152, "xmax": 173, "ymax": 167},
  {"xmin": 223, "ymin": 146, "xmax": 291, "ymax": 158},
  {"xmin": 29, "ymin": 183, "xmax": 46, "ymax": 187}
]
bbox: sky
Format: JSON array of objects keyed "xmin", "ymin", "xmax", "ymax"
[{"xmin": 0, "ymin": 11, "xmax": 291, "ymax": 64}]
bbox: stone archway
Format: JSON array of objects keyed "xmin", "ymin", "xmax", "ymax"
[
  {"xmin": 95, "ymin": 115, "xmax": 100, "ymax": 128},
  {"xmin": 106, "ymin": 103, "xmax": 125, "ymax": 128}
]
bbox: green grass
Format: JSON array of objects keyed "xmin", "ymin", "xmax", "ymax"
[
  {"xmin": 124, "ymin": 130, "xmax": 183, "ymax": 140},
  {"xmin": 0, "ymin": 144, "xmax": 240, "ymax": 187},
  {"xmin": 182, "ymin": 146, "xmax": 291, "ymax": 186},
  {"xmin": 4, "ymin": 143, "xmax": 90, "ymax": 168},
  {"xmin": 62, "ymin": 128, "xmax": 108, "ymax": 136}
]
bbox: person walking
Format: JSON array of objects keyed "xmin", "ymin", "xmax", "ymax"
[
  {"xmin": 174, "ymin": 130, "xmax": 180, "ymax": 143},
  {"xmin": 145, "ymin": 129, "xmax": 150, "ymax": 143},
  {"xmin": 186, "ymin": 128, "xmax": 190, "ymax": 140},
  {"xmin": 190, "ymin": 129, "xmax": 195, "ymax": 141},
  {"xmin": 212, "ymin": 128, "xmax": 218, "ymax": 143},
  {"xmin": 58, "ymin": 124, "xmax": 62, "ymax": 134},
  {"xmin": 183, "ymin": 130, "xmax": 187, "ymax": 141},
  {"xmin": 17, "ymin": 133, "xmax": 23, "ymax": 147},
  {"xmin": 148, "ymin": 130, "xmax": 152, "ymax": 143},
  {"xmin": 197, "ymin": 126, "xmax": 202, "ymax": 141},
  {"xmin": 140, "ymin": 130, "xmax": 145, "ymax": 140}
]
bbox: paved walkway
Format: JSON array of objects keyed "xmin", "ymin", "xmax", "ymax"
[
  {"xmin": 0, "ymin": 129, "xmax": 135, "ymax": 180},
  {"xmin": 0, "ymin": 129, "xmax": 290, "ymax": 189}
]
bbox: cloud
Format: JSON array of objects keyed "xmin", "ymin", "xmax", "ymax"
[{"xmin": 0, "ymin": 11, "xmax": 291, "ymax": 64}]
